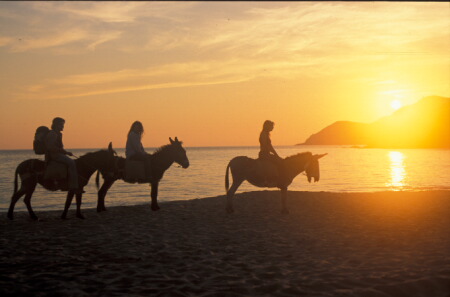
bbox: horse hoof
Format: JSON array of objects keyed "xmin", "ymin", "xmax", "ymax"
[
  {"xmin": 7, "ymin": 213, "xmax": 13, "ymax": 220},
  {"xmin": 31, "ymin": 215, "xmax": 39, "ymax": 221},
  {"xmin": 76, "ymin": 214, "xmax": 86, "ymax": 219},
  {"xmin": 151, "ymin": 205, "xmax": 160, "ymax": 211}
]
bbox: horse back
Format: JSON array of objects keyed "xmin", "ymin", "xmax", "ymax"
[
  {"xmin": 228, "ymin": 156, "xmax": 257, "ymax": 178},
  {"xmin": 16, "ymin": 159, "xmax": 45, "ymax": 176}
]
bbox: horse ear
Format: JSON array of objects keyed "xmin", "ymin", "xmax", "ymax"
[
  {"xmin": 169, "ymin": 137, "xmax": 174, "ymax": 144},
  {"xmin": 175, "ymin": 137, "xmax": 179, "ymax": 142},
  {"xmin": 108, "ymin": 142, "xmax": 113, "ymax": 151},
  {"xmin": 315, "ymin": 153, "xmax": 327, "ymax": 160}
]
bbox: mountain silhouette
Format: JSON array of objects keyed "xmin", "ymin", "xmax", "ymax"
[{"xmin": 299, "ymin": 96, "xmax": 450, "ymax": 148}]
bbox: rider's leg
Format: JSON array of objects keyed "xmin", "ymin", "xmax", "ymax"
[{"xmin": 52, "ymin": 154, "xmax": 79, "ymax": 190}]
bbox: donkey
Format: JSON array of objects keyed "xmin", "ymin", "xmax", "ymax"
[
  {"xmin": 225, "ymin": 152, "xmax": 327, "ymax": 214},
  {"xmin": 96, "ymin": 137, "xmax": 189, "ymax": 212},
  {"xmin": 8, "ymin": 143, "xmax": 117, "ymax": 220}
]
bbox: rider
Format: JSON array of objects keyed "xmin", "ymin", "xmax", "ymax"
[
  {"xmin": 125, "ymin": 121, "xmax": 152, "ymax": 179},
  {"xmin": 44, "ymin": 117, "xmax": 83, "ymax": 194},
  {"xmin": 258, "ymin": 120, "xmax": 281, "ymax": 185}
]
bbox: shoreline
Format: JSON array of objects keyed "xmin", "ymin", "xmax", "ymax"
[
  {"xmin": 2, "ymin": 190, "xmax": 450, "ymax": 296},
  {"xmin": 3, "ymin": 189, "xmax": 450, "ymax": 215}
]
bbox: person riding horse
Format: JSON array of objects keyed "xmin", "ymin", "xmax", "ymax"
[
  {"xmin": 126, "ymin": 121, "xmax": 152, "ymax": 180},
  {"xmin": 258, "ymin": 120, "xmax": 282, "ymax": 185},
  {"xmin": 44, "ymin": 117, "xmax": 83, "ymax": 194}
]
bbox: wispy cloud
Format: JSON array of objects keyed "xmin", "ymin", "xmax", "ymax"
[
  {"xmin": 41, "ymin": 2, "xmax": 146, "ymax": 23},
  {"xmin": 2, "ymin": 2, "xmax": 448, "ymax": 100},
  {"xmin": 9, "ymin": 29, "xmax": 88, "ymax": 52},
  {"xmin": 17, "ymin": 60, "xmax": 264, "ymax": 100}
]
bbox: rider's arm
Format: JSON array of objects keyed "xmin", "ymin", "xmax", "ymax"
[
  {"xmin": 129, "ymin": 132, "xmax": 146, "ymax": 154},
  {"xmin": 266, "ymin": 136, "xmax": 279, "ymax": 157},
  {"xmin": 269, "ymin": 142, "xmax": 279, "ymax": 157}
]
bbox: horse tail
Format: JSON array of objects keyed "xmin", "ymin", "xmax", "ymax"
[
  {"xmin": 225, "ymin": 162, "xmax": 231, "ymax": 193},
  {"xmin": 95, "ymin": 171, "xmax": 100, "ymax": 190}
]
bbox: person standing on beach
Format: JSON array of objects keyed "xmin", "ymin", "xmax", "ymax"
[
  {"xmin": 44, "ymin": 117, "xmax": 83, "ymax": 194},
  {"xmin": 126, "ymin": 121, "xmax": 152, "ymax": 179},
  {"xmin": 258, "ymin": 120, "xmax": 281, "ymax": 185}
]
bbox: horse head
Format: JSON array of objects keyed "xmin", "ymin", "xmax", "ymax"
[
  {"xmin": 90, "ymin": 142, "xmax": 118, "ymax": 175},
  {"xmin": 169, "ymin": 137, "xmax": 190, "ymax": 169},
  {"xmin": 104, "ymin": 142, "xmax": 120, "ymax": 176},
  {"xmin": 305, "ymin": 153, "xmax": 327, "ymax": 183}
]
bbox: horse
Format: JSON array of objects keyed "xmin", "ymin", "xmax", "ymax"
[
  {"xmin": 7, "ymin": 143, "xmax": 117, "ymax": 220},
  {"xmin": 225, "ymin": 152, "xmax": 327, "ymax": 214},
  {"xmin": 95, "ymin": 137, "xmax": 189, "ymax": 212}
]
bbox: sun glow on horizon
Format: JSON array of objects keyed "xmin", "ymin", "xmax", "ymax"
[{"xmin": 390, "ymin": 99, "xmax": 403, "ymax": 111}]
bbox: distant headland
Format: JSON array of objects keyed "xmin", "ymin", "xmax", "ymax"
[{"xmin": 297, "ymin": 96, "xmax": 450, "ymax": 149}]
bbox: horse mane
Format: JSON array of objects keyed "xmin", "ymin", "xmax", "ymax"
[
  {"xmin": 152, "ymin": 141, "xmax": 182, "ymax": 156},
  {"xmin": 80, "ymin": 149, "xmax": 108, "ymax": 159},
  {"xmin": 284, "ymin": 151, "xmax": 312, "ymax": 162},
  {"xmin": 153, "ymin": 144, "xmax": 171, "ymax": 155}
]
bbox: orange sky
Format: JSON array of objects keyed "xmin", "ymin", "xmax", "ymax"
[{"xmin": 0, "ymin": 2, "xmax": 449, "ymax": 149}]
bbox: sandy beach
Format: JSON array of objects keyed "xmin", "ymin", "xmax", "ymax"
[{"xmin": 1, "ymin": 190, "xmax": 449, "ymax": 297}]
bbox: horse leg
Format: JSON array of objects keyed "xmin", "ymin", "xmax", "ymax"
[
  {"xmin": 280, "ymin": 187, "xmax": 289, "ymax": 214},
  {"xmin": 23, "ymin": 185, "xmax": 38, "ymax": 220},
  {"xmin": 226, "ymin": 179, "xmax": 243, "ymax": 214},
  {"xmin": 75, "ymin": 193, "xmax": 85, "ymax": 219},
  {"xmin": 150, "ymin": 182, "xmax": 160, "ymax": 211},
  {"xmin": 97, "ymin": 179, "xmax": 114, "ymax": 212},
  {"xmin": 61, "ymin": 191, "xmax": 75, "ymax": 219},
  {"xmin": 7, "ymin": 187, "xmax": 28, "ymax": 220}
]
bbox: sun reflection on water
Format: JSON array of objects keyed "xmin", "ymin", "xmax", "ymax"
[{"xmin": 386, "ymin": 151, "xmax": 407, "ymax": 190}]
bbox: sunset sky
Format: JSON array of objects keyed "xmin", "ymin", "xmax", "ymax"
[{"xmin": 0, "ymin": 1, "xmax": 449, "ymax": 149}]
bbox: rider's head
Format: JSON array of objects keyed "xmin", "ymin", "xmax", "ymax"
[
  {"xmin": 51, "ymin": 117, "xmax": 65, "ymax": 132},
  {"xmin": 129, "ymin": 121, "xmax": 144, "ymax": 137},
  {"xmin": 262, "ymin": 120, "xmax": 274, "ymax": 132}
]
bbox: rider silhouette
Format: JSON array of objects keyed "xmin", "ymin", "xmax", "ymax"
[
  {"xmin": 125, "ymin": 121, "xmax": 152, "ymax": 179},
  {"xmin": 44, "ymin": 117, "xmax": 83, "ymax": 194},
  {"xmin": 258, "ymin": 120, "xmax": 281, "ymax": 185}
]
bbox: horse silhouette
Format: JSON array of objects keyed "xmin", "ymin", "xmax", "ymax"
[
  {"xmin": 8, "ymin": 143, "xmax": 117, "ymax": 220},
  {"xmin": 96, "ymin": 137, "xmax": 189, "ymax": 212},
  {"xmin": 225, "ymin": 152, "xmax": 327, "ymax": 214}
]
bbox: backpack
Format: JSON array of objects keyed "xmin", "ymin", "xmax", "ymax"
[{"xmin": 33, "ymin": 126, "xmax": 50, "ymax": 155}]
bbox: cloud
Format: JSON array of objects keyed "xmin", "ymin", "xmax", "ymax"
[
  {"xmin": 16, "ymin": 60, "xmax": 261, "ymax": 100},
  {"xmin": 0, "ymin": 36, "xmax": 13, "ymax": 47},
  {"xmin": 3, "ymin": 2, "xmax": 449, "ymax": 100},
  {"xmin": 87, "ymin": 31, "xmax": 123, "ymax": 51},
  {"xmin": 32, "ymin": 2, "xmax": 145, "ymax": 23},
  {"xmin": 8, "ymin": 29, "xmax": 88, "ymax": 52}
]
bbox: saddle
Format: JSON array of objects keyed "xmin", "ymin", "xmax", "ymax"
[
  {"xmin": 255, "ymin": 158, "xmax": 279, "ymax": 187},
  {"xmin": 43, "ymin": 161, "xmax": 68, "ymax": 180},
  {"xmin": 123, "ymin": 160, "xmax": 147, "ymax": 183}
]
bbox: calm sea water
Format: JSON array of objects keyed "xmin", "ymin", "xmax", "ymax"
[{"xmin": 1, "ymin": 145, "xmax": 449, "ymax": 213}]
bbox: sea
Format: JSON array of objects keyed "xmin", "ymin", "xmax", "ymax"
[{"xmin": 1, "ymin": 145, "xmax": 449, "ymax": 213}]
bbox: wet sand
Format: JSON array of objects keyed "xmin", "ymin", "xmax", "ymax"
[{"xmin": 1, "ymin": 190, "xmax": 449, "ymax": 296}]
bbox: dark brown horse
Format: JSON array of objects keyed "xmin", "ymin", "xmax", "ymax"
[
  {"xmin": 96, "ymin": 137, "xmax": 189, "ymax": 212},
  {"xmin": 225, "ymin": 152, "xmax": 327, "ymax": 214},
  {"xmin": 8, "ymin": 143, "xmax": 117, "ymax": 220}
]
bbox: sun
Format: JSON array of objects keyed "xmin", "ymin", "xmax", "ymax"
[{"xmin": 390, "ymin": 100, "xmax": 402, "ymax": 111}]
